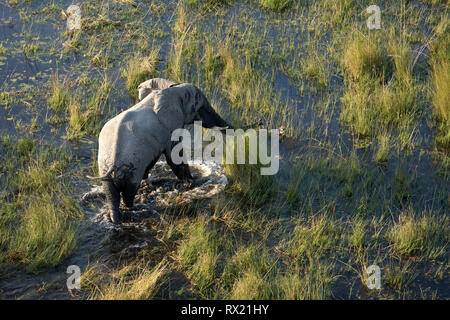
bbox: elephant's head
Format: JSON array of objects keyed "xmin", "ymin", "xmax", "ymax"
[
  {"xmin": 138, "ymin": 78, "xmax": 179, "ymax": 101},
  {"xmin": 180, "ymin": 84, "xmax": 232, "ymax": 129},
  {"xmin": 138, "ymin": 85, "xmax": 152, "ymax": 101}
]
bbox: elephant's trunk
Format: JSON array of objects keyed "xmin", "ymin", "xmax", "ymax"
[{"xmin": 199, "ymin": 101, "xmax": 233, "ymax": 129}]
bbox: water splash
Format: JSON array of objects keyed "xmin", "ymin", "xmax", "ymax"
[{"xmin": 80, "ymin": 160, "xmax": 228, "ymax": 229}]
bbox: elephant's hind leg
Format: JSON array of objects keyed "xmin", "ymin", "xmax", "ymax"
[{"xmin": 102, "ymin": 180, "xmax": 120, "ymax": 224}]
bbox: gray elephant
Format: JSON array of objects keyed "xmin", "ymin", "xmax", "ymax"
[{"xmin": 90, "ymin": 79, "xmax": 231, "ymax": 223}]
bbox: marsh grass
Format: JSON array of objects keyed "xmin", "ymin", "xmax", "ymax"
[
  {"xmin": 221, "ymin": 217, "xmax": 336, "ymax": 299},
  {"xmin": 301, "ymin": 51, "xmax": 329, "ymax": 91},
  {"xmin": 201, "ymin": 32, "xmax": 296, "ymax": 134},
  {"xmin": 384, "ymin": 260, "xmax": 417, "ymax": 291},
  {"xmin": 46, "ymin": 71, "xmax": 112, "ymax": 140},
  {"xmin": 340, "ymin": 33, "xmax": 389, "ymax": 138},
  {"xmin": 386, "ymin": 208, "xmax": 449, "ymax": 259},
  {"xmin": 212, "ymin": 198, "xmax": 278, "ymax": 235},
  {"xmin": 276, "ymin": 264, "xmax": 332, "ymax": 299},
  {"xmin": 218, "ymin": 40, "xmax": 281, "ymax": 118},
  {"xmin": 47, "ymin": 74, "xmax": 69, "ymax": 114},
  {"xmin": 187, "ymin": 0, "xmax": 232, "ymax": 11},
  {"xmin": 0, "ymin": 136, "xmax": 82, "ymax": 272},
  {"xmin": 341, "ymin": 31, "xmax": 420, "ymax": 152},
  {"xmin": 167, "ymin": 3, "xmax": 199, "ymax": 83},
  {"xmin": 319, "ymin": 0, "xmax": 358, "ymax": 28},
  {"xmin": 11, "ymin": 194, "xmax": 81, "ymax": 272},
  {"xmin": 66, "ymin": 75, "xmax": 112, "ymax": 140},
  {"xmin": 282, "ymin": 214, "xmax": 342, "ymax": 262},
  {"xmin": 223, "ymin": 135, "xmax": 274, "ymax": 205},
  {"xmin": 124, "ymin": 50, "xmax": 159, "ymax": 101},
  {"xmin": 167, "ymin": 30, "xmax": 195, "ymax": 83},
  {"xmin": 374, "ymin": 131, "xmax": 391, "ymax": 163},
  {"xmin": 285, "ymin": 163, "xmax": 307, "ymax": 205},
  {"xmin": 392, "ymin": 164, "xmax": 415, "ymax": 205},
  {"xmin": 168, "ymin": 8, "xmax": 296, "ymax": 135},
  {"xmin": 3, "ymin": 0, "xmax": 449, "ymax": 300},
  {"xmin": 258, "ymin": 0, "xmax": 292, "ymax": 12},
  {"xmin": 224, "ymin": 245, "xmax": 277, "ymax": 299},
  {"xmin": 430, "ymin": 24, "xmax": 450, "ymax": 151},
  {"xmin": 348, "ymin": 218, "xmax": 367, "ymax": 256},
  {"xmin": 93, "ymin": 260, "xmax": 169, "ymax": 300},
  {"xmin": 176, "ymin": 216, "xmax": 221, "ymax": 296},
  {"xmin": 22, "ymin": 42, "xmax": 39, "ymax": 58},
  {"xmin": 341, "ymin": 34, "xmax": 386, "ymax": 84}
]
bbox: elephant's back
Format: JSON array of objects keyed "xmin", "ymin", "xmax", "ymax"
[{"xmin": 97, "ymin": 104, "xmax": 167, "ymax": 178}]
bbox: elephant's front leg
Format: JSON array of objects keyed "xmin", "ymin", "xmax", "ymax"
[
  {"xmin": 164, "ymin": 143, "xmax": 193, "ymax": 180},
  {"xmin": 142, "ymin": 155, "xmax": 160, "ymax": 180}
]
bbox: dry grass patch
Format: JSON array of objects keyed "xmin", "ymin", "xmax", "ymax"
[{"xmin": 93, "ymin": 260, "xmax": 169, "ymax": 300}]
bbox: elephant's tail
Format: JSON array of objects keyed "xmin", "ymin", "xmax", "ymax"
[{"xmin": 86, "ymin": 169, "xmax": 113, "ymax": 181}]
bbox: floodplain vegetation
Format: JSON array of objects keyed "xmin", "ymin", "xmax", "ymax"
[{"xmin": 0, "ymin": 0, "xmax": 448, "ymax": 299}]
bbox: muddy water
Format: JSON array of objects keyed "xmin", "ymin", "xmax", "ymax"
[{"xmin": 81, "ymin": 160, "xmax": 228, "ymax": 226}]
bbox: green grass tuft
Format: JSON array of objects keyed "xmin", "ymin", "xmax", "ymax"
[
  {"xmin": 386, "ymin": 208, "xmax": 449, "ymax": 259},
  {"xmin": 47, "ymin": 75, "xmax": 69, "ymax": 114},
  {"xmin": 259, "ymin": 0, "xmax": 292, "ymax": 11},
  {"xmin": 124, "ymin": 50, "xmax": 159, "ymax": 101},
  {"xmin": 176, "ymin": 217, "xmax": 221, "ymax": 296},
  {"xmin": 0, "ymin": 136, "xmax": 82, "ymax": 273},
  {"xmin": 11, "ymin": 195, "xmax": 81, "ymax": 272}
]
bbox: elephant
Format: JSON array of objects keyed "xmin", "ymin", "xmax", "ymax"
[{"xmin": 89, "ymin": 80, "xmax": 231, "ymax": 224}]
